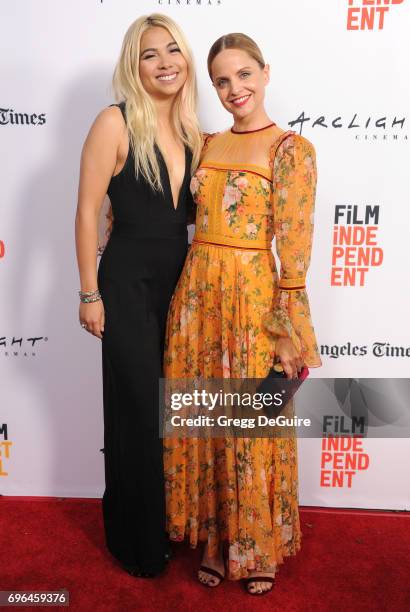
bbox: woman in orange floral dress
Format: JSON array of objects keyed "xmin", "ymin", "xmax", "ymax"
[{"xmin": 163, "ymin": 33, "xmax": 322, "ymax": 595}]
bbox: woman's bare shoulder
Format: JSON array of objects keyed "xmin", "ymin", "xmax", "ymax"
[
  {"xmin": 83, "ymin": 105, "xmax": 125, "ymax": 153},
  {"xmin": 91, "ymin": 105, "xmax": 125, "ymax": 134}
]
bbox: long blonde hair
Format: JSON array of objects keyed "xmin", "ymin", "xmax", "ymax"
[{"xmin": 113, "ymin": 13, "xmax": 202, "ymax": 191}]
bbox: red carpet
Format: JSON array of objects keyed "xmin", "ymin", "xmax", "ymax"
[{"xmin": 0, "ymin": 497, "xmax": 409, "ymax": 611}]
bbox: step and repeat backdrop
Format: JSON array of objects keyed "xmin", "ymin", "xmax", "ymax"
[{"xmin": 0, "ymin": 1, "xmax": 409, "ymax": 509}]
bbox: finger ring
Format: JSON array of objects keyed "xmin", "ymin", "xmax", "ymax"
[{"xmin": 81, "ymin": 323, "xmax": 87, "ymax": 329}]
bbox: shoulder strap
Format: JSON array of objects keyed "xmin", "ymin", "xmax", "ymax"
[
  {"xmin": 118, "ymin": 101, "xmax": 126, "ymax": 121},
  {"xmin": 109, "ymin": 102, "xmax": 126, "ymax": 124}
]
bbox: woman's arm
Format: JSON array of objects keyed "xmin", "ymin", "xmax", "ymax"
[
  {"xmin": 75, "ymin": 106, "xmax": 123, "ymax": 338},
  {"xmin": 263, "ymin": 133, "xmax": 322, "ymax": 377}
]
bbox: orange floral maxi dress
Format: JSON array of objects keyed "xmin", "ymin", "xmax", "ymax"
[{"xmin": 163, "ymin": 124, "xmax": 322, "ymax": 580}]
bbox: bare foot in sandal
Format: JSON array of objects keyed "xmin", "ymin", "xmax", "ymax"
[
  {"xmin": 198, "ymin": 543, "xmax": 225, "ymax": 587},
  {"xmin": 244, "ymin": 570, "xmax": 275, "ymax": 595}
]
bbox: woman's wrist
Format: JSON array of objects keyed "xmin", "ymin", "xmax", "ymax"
[{"xmin": 79, "ymin": 288, "xmax": 101, "ymax": 303}]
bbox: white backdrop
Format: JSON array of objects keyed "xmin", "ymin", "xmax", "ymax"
[{"xmin": 0, "ymin": 0, "xmax": 409, "ymax": 509}]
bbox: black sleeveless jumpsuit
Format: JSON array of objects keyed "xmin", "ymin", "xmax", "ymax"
[{"xmin": 97, "ymin": 103, "xmax": 193, "ymax": 575}]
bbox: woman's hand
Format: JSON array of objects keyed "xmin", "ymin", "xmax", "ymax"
[
  {"xmin": 274, "ymin": 337, "xmax": 304, "ymax": 379},
  {"xmin": 79, "ymin": 300, "xmax": 105, "ymax": 339}
]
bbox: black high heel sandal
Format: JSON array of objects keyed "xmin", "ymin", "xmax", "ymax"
[
  {"xmin": 198, "ymin": 565, "xmax": 225, "ymax": 588},
  {"xmin": 198, "ymin": 543, "xmax": 225, "ymax": 587},
  {"xmin": 243, "ymin": 575, "xmax": 275, "ymax": 595}
]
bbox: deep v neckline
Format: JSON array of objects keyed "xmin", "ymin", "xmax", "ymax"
[{"xmin": 155, "ymin": 144, "xmax": 189, "ymax": 212}]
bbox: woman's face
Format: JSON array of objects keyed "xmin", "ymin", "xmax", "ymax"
[
  {"xmin": 211, "ymin": 48, "xmax": 269, "ymax": 121},
  {"xmin": 139, "ymin": 26, "xmax": 188, "ymax": 100}
]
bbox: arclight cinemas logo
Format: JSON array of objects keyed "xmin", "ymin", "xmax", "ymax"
[
  {"xmin": 1, "ymin": 335, "xmax": 48, "ymax": 357},
  {"xmin": 0, "ymin": 107, "xmax": 46, "ymax": 126},
  {"xmin": 288, "ymin": 112, "xmax": 406, "ymax": 141},
  {"xmin": 347, "ymin": 0, "xmax": 405, "ymax": 30}
]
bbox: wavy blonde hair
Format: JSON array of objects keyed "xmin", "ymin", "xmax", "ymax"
[{"xmin": 113, "ymin": 13, "xmax": 202, "ymax": 190}]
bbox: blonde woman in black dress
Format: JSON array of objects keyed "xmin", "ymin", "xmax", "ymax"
[{"xmin": 75, "ymin": 14, "xmax": 201, "ymax": 577}]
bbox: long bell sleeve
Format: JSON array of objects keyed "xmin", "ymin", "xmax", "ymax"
[{"xmin": 262, "ymin": 133, "xmax": 322, "ymax": 367}]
